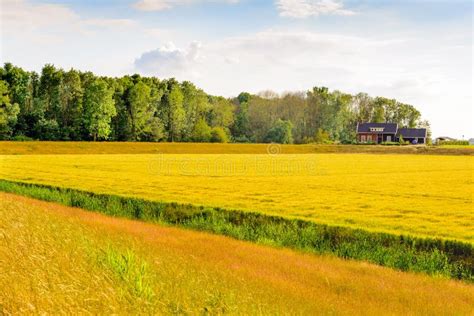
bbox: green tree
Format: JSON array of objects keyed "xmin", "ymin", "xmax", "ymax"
[
  {"xmin": 191, "ymin": 118, "xmax": 212, "ymax": 142},
  {"xmin": 144, "ymin": 117, "xmax": 165, "ymax": 142},
  {"xmin": 0, "ymin": 80, "xmax": 20, "ymax": 139},
  {"xmin": 314, "ymin": 128, "xmax": 330, "ymax": 143},
  {"xmin": 2, "ymin": 63, "xmax": 38, "ymax": 137},
  {"xmin": 1, "ymin": 63, "xmax": 31, "ymax": 110},
  {"xmin": 232, "ymin": 98, "xmax": 251, "ymax": 142},
  {"xmin": 407, "ymin": 107, "xmax": 421, "ymax": 128},
  {"xmin": 38, "ymin": 64, "xmax": 62, "ymax": 122},
  {"xmin": 34, "ymin": 118, "xmax": 60, "ymax": 140},
  {"xmin": 127, "ymin": 81, "xmax": 154, "ymax": 140},
  {"xmin": 418, "ymin": 119, "xmax": 432, "ymax": 145},
  {"xmin": 181, "ymin": 81, "xmax": 210, "ymax": 140},
  {"xmin": 373, "ymin": 105, "xmax": 385, "ymax": 123},
  {"xmin": 59, "ymin": 69, "xmax": 83, "ymax": 139},
  {"xmin": 237, "ymin": 92, "xmax": 251, "ymax": 104},
  {"xmin": 209, "ymin": 96, "xmax": 234, "ymax": 129},
  {"xmin": 111, "ymin": 76, "xmax": 133, "ymax": 141},
  {"xmin": 83, "ymin": 79, "xmax": 116, "ymax": 141},
  {"xmin": 264, "ymin": 119, "xmax": 293, "ymax": 144},
  {"xmin": 167, "ymin": 84, "xmax": 185, "ymax": 142}
]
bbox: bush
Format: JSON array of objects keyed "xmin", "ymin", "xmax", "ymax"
[
  {"xmin": 191, "ymin": 118, "xmax": 212, "ymax": 142},
  {"xmin": 232, "ymin": 135, "xmax": 251, "ymax": 143},
  {"xmin": 210, "ymin": 127, "xmax": 229, "ymax": 143},
  {"xmin": 11, "ymin": 135, "xmax": 34, "ymax": 141},
  {"xmin": 314, "ymin": 128, "xmax": 330, "ymax": 144},
  {"xmin": 34, "ymin": 118, "xmax": 60, "ymax": 140},
  {"xmin": 381, "ymin": 141, "xmax": 409, "ymax": 146},
  {"xmin": 264, "ymin": 119, "xmax": 293, "ymax": 144},
  {"xmin": 438, "ymin": 140, "xmax": 469, "ymax": 146}
]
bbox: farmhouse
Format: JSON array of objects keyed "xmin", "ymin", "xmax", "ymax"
[{"xmin": 356, "ymin": 123, "xmax": 427, "ymax": 144}]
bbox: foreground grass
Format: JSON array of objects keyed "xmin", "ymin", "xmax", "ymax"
[
  {"xmin": 1, "ymin": 179, "xmax": 472, "ymax": 281},
  {"xmin": 1, "ymin": 141, "xmax": 473, "ymax": 155},
  {"xmin": 1, "ymin": 153, "xmax": 472, "ymax": 243},
  {"xmin": 1, "ymin": 192, "xmax": 473, "ymax": 315}
]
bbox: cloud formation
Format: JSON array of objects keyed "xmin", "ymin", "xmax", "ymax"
[
  {"xmin": 133, "ymin": 0, "xmax": 238, "ymax": 11},
  {"xmin": 2, "ymin": 0, "xmax": 136, "ymax": 34},
  {"xmin": 276, "ymin": 0, "xmax": 355, "ymax": 18},
  {"xmin": 134, "ymin": 42, "xmax": 202, "ymax": 77},
  {"xmin": 134, "ymin": 30, "xmax": 412, "ymax": 92}
]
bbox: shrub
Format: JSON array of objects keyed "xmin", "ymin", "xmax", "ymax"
[
  {"xmin": 191, "ymin": 118, "xmax": 212, "ymax": 142},
  {"xmin": 264, "ymin": 119, "xmax": 293, "ymax": 144},
  {"xmin": 438, "ymin": 140, "xmax": 469, "ymax": 146},
  {"xmin": 210, "ymin": 127, "xmax": 229, "ymax": 143},
  {"xmin": 381, "ymin": 141, "xmax": 409, "ymax": 146},
  {"xmin": 11, "ymin": 135, "xmax": 34, "ymax": 141},
  {"xmin": 314, "ymin": 128, "xmax": 330, "ymax": 144}
]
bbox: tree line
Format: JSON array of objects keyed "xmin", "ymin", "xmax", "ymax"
[{"xmin": 0, "ymin": 63, "xmax": 429, "ymax": 143}]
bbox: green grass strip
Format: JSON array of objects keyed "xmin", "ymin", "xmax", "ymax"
[{"xmin": 0, "ymin": 179, "xmax": 472, "ymax": 282}]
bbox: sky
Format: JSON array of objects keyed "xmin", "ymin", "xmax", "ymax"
[{"xmin": 1, "ymin": 0, "xmax": 472, "ymax": 138}]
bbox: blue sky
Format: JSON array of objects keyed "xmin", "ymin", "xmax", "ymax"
[{"xmin": 1, "ymin": 0, "xmax": 472, "ymax": 138}]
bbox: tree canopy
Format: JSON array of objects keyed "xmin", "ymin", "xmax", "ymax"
[{"xmin": 0, "ymin": 63, "xmax": 427, "ymax": 143}]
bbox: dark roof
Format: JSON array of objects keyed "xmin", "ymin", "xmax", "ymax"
[
  {"xmin": 357, "ymin": 123, "xmax": 398, "ymax": 134},
  {"xmin": 398, "ymin": 128, "xmax": 427, "ymax": 138}
]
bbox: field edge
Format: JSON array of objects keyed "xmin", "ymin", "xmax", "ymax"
[{"xmin": 1, "ymin": 179, "xmax": 472, "ymax": 282}]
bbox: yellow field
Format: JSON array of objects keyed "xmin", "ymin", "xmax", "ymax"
[
  {"xmin": 2, "ymin": 192, "xmax": 473, "ymax": 314},
  {"xmin": 1, "ymin": 141, "xmax": 473, "ymax": 155},
  {"xmin": 1, "ymin": 153, "xmax": 472, "ymax": 242}
]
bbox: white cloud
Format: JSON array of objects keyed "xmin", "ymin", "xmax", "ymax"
[
  {"xmin": 134, "ymin": 41, "xmax": 202, "ymax": 77},
  {"xmin": 1, "ymin": 0, "xmax": 141, "ymax": 76},
  {"xmin": 82, "ymin": 19, "xmax": 137, "ymax": 29},
  {"xmin": 1, "ymin": 0, "xmax": 136, "ymax": 35},
  {"xmin": 133, "ymin": 0, "xmax": 238, "ymax": 11},
  {"xmin": 1, "ymin": 0, "xmax": 79, "ymax": 31},
  {"xmin": 134, "ymin": 30, "xmax": 406, "ymax": 90},
  {"xmin": 276, "ymin": 0, "xmax": 356, "ymax": 18}
]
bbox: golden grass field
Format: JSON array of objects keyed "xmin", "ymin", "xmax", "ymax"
[
  {"xmin": 1, "ymin": 141, "xmax": 473, "ymax": 155},
  {"xmin": 1, "ymin": 192, "xmax": 473, "ymax": 315},
  {"xmin": 0, "ymin": 151, "xmax": 472, "ymax": 242}
]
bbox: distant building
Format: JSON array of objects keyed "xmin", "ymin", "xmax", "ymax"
[
  {"xmin": 435, "ymin": 136, "xmax": 456, "ymax": 144},
  {"xmin": 356, "ymin": 123, "xmax": 427, "ymax": 144},
  {"xmin": 469, "ymin": 138, "xmax": 474, "ymax": 145}
]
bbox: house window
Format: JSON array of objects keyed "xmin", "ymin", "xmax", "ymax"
[
  {"xmin": 361, "ymin": 135, "xmax": 366, "ymax": 143},
  {"xmin": 386, "ymin": 135, "xmax": 392, "ymax": 142}
]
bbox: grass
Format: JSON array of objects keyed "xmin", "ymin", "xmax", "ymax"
[
  {"xmin": 1, "ymin": 192, "xmax": 474, "ymax": 315},
  {"xmin": 1, "ymin": 141, "xmax": 473, "ymax": 155},
  {"xmin": 1, "ymin": 153, "xmax": 472, "ymax": 243},
  {"xmin": 439, "ymin": 144, "xmax": 474, "ymax": 148},
  {"xmin": 99, "ymin": 246, "xmax": 155, "ymax": 301},
  {"xmin": 0, "ymin": 179, "xmax": 472, "ymax": 281}
]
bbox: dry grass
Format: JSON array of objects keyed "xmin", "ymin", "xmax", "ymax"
[
  {"xmin": 1, "ymin": 192, "xmax": 473, "ymax": 315},
  {"xmin": 1, "ymin": 141, "xmax": 473, "ymax": 155},
  {"xmin": 1, "ymin": 153, "xmax": 472, "ymax": 242}
]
